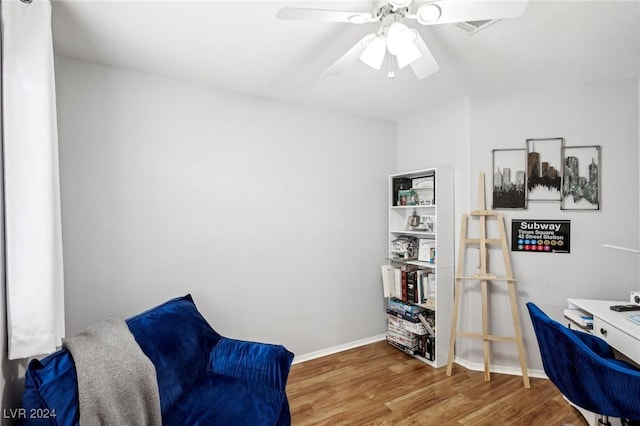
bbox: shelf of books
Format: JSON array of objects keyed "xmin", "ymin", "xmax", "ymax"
[{"xmin": 383, "ymin": 168, "xmax": 454, "ymax": 367}]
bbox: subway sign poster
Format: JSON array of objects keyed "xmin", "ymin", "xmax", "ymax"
[{"xmin": 511, "ymin": 220, "xmax": 570, "ymax": 253}]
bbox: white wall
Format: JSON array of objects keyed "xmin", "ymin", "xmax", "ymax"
[
  {"xmin": 55, "ymin": 56, "xmax": 397, "ymax": 357},
  {"xmin": 397, "ymin": 96, "xmax": 471, "ymax": 265},
  {"xmin": 398, "ymin": 78, "xmax": 639, "ymax": 373}
]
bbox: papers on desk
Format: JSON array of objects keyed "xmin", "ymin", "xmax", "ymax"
[
  {"xmin": 564, "ymin": 309, "xmax": 594, "ymax": 329},
  {"xmin": 628, "ymin": 313, "xmax": 640, "ymax": 326}
]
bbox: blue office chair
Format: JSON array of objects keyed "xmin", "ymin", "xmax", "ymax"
[{"xmin": 527, "ymin": 302, "xmax": 640, "ymax": 426}]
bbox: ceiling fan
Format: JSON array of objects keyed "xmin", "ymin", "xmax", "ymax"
[{"xmin": 277, "ymin": 0, "xmax": 529, "ymax": 79}]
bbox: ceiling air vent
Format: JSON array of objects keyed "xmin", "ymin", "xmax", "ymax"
[{"xmin": 451, "ymin": 19, "xmax": 500, "ymax": 35}]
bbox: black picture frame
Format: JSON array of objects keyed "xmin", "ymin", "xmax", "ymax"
[
  {"xmin": 492, "ymin": 148, "xmax": 527, "ymax": 209},
  {"xmin": 526, "ymin": 138, "xmax": 563, "ymax": 202},
  {"xmin": 561, "ymin": 145, "xmax": 601, "ymax": 210}
]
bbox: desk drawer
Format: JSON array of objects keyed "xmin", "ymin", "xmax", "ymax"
[{"xmin": 593, "ymin": 317, "xmax": 640, "ymax": 365}]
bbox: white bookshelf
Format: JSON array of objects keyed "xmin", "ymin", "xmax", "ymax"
[{"xmin": 386, "ymin": 167, "xmax": 454, "ymax": 367}]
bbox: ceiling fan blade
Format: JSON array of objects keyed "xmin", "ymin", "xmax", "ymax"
[
  {"xmin": 409, "ymin": 33, "xmax": 439, "ymax": 79},
  {"xmin": 415, "ymin": 0, "xmax": 529, "ymax": 25},
  {"xmin": 324, "ymin": 33, "xmax": 377, "ymax": 76},
  {"xmin": 277, "ymin": 7, "xmax": 374, "ymax": 24}
]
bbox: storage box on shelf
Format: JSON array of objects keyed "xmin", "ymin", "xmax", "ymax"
[
  {"xmin": 386, "ymin": 298, "xmax": 436, "ymax": 361},
  {"xmin": 385, "ymin": 168, "xmax": 454, "ymax": 367}
]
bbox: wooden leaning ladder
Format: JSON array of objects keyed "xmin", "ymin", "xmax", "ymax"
[{"xmin": 445, "ymin": 173, "xmax": 530, "ymax": 389}]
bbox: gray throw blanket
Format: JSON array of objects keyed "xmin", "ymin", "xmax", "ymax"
[{"xmin": 63, "ymin": 318, "xmax": 162, "ymax": 426}]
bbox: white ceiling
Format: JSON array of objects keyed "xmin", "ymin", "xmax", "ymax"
[{"xmin": 51, "ymin": 0, "xmax": 640, "ymax": 121}]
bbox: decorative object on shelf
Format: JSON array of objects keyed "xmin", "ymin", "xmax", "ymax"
[
  {"xmin": 561, "ymin": 145, "xmax": 601, "ymax": 210},
  {"xmin": 392, "ymin": 178, "xmax": 412, "ymax": 206},
  {"xmin": 398, "ymin": 188, "xmax": 418, "ymax": 206},
  {"xmin": 418, "ymin": 239, "xmax": 436, "ymax": 263},
  {"xmin": 407, "ymin": 209, "xmax": 435, "ymax": 231},
  {"xmin": 446, "ymin": 173, "xmax": 530, "ymax": 389},
  {"xmin": 492, "ymin": 148, "xmax": 527, "ymax": 209},
  {"xmin": 391, "ymin": 236, "xmax": 418, "ymax": 260},
  {"xmin": 417, "ymin": 215, "xmax": 435, "ymax": 232},
  {"xmin": 526, "ymin": 137, "xmax": 563, "ymax": 202},
  {"xmin": 409, "ymin": 209, "xmax": 420, "ymax": 228},
  {"xmin": 413, "ymin": 174, "xmax": 435, "ymax": 205}
]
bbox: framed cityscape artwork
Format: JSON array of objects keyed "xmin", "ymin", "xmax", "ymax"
[
  {"xmin": 526, "ymin": 138, "xmax": 563, "ymax": 202},
  {"xmin": 561, "ymin": 145, "xmax": 601, "ymax": 210},
  {"xmin": 492, "ymin": 148, "xmax": 527, "ymax": 209}
]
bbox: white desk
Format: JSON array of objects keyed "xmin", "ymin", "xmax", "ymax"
[
  {"xmin": 564, "ymin": 299, "xmax": 640, "ymax": 426},
  {"xmin": 567, "ymin": 299, "xmax": 640, "ymax": 365}
]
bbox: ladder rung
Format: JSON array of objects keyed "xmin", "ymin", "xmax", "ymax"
[
  {"xmin": 463, "ymin": 238, "xmax": 502, "ymax": 245},
  {"xmin": 455, "ymin": 332, "xmax": 517, "ymax": 343},
  {"xmin": 455, "ymin": 275, "xmax": 517, "ymax": 282},
  {"xmin": 470, "ymin": 210, "xmax": 500, "ymax": 216}
]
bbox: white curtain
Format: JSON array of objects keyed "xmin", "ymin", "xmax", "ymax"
[{"xmin": 2, "ymin": 0, "xmax": 65, "ymax": 359}]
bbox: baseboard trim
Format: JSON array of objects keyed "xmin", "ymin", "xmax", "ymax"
[
  {"xmin": 453, "ymin": 355, "xmax": 547, "ymax": 379},
  {"xmin": 292, "ymin": 334, "xmax": 387, "ymax": 364},
  {"xmin": 292, "ymin": 336, "xmax": 548, "ymax": 380}
]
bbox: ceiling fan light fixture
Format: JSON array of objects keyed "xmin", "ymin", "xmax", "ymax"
[
  {"xmin": 386, "ymin": 22, "xmax": 415, "ymax": 53},
  {"xmin": 359, "ymin": 35, "xmax": 387, "ymax": 70},
  {"xmin": 394, "ymin": 41, "xmax": 422, "ymax": 69},
  {"xmin": 416, "ymin": 4, "xmax": 442, "ymax": 25},
  {"xmin": 386, "ymin": 24, "xmax": 422, "ymax": 69},
  {"xmin": 386, "ymin": 23, "xmax": 421, "ymax": 68}
]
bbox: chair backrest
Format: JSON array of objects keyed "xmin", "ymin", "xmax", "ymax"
[
  {"xmin": 526, "ymin": 302, "xmax": 640, "ymax": 420},
  {"xmin": 126, "ymin": 294, "xmax": 222, "ymax": 413}
]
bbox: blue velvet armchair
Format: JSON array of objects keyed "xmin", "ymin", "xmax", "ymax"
[
  {"xmin": 527, "ymin": 302, "xmax": 640, "ymax": 426},
  {"xmin": 20, "ymin": 294, "xmax": 294, "ymax": 425}
]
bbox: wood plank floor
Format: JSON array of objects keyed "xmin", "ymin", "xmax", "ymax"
[{"xmin": 287, "ymin": 340, "xmax": 588, "ymax": 425}]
